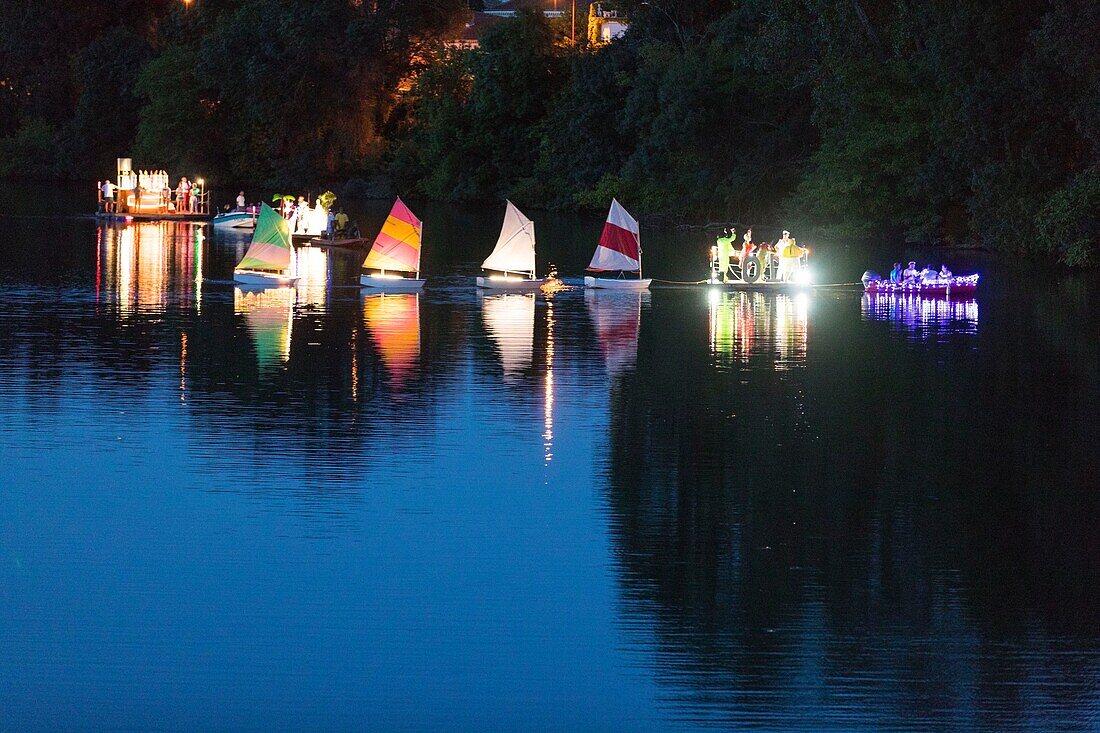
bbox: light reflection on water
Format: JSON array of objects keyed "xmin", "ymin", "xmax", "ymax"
[{"xmin": 0, "ymin": 218, "xmax": 1097, "ymax": 731}]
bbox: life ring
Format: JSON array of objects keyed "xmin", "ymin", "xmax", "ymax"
[{"xmin": 742, "ymin": 254, "xmax": 762, "ymax": 283}]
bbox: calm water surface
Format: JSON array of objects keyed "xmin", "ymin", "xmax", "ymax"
[{"xmin": 0, "ymin": 197, "xmax": 1098, "ymax": 731}]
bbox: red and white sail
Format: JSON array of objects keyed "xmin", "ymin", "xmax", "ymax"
[{"xmin": 588, "ymin": 199, "xmax": 641, "ymax": 272}]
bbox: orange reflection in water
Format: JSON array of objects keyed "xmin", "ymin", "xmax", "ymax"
[
  {"xmin": 362, "ymin": 292, "xmax": 421, "ymax": 386},
  {"xmin": 97, "ymin": 221, "xmax": 204, "ymax": 315}
]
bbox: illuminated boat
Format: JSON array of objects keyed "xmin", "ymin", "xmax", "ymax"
[
  {"xmin": 233, "ymin": 203, "xmax": 299, "ymax": 287},
  {"xmin": 477, "ymin": 201, "xmax": 547, "ymax": 291},
  {"xmin": 360, "ymin": 198, "xmax": 426, "ymax": 292},
  {"xmin": 584, "ymin": 199, "xmax": 652, "ymax": 290},
  {"xmin": 863, "ymin": 273, "xmax": 979, "ymax": 296}
]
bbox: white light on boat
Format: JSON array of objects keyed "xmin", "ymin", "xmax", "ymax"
[
  {"xmin": 372, "ymin": 273, "xmax": 405, "ymax": 280},
  {"xmin": 489, "ymin": 274, "xmax": 526, "ymax": 282}
]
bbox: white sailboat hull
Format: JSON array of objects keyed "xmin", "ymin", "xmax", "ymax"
[
  {"xmin": 476, "ymin": 276, "xmax": 546, "ymax": 291},
  {"xmin": 360, "ymin": 274, "xmax": 426, "ymax": 292},
  {"xmin": 585, "ymin": 276, "xmax": 652, "ymax": 290},
  {"xmin": 234, "ymin": 270, "xmax": 299, "ymax": 287}
]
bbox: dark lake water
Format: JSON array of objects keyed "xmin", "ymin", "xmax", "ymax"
[{"xmin": 1, "ymin": 190, "xmax": 1098, "ymax": 730}]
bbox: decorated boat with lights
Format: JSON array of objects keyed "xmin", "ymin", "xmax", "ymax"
[
  {"xmin": 360, "ymin": 198, "xmax": 425, "ymax": 292},
  {"xmin": 707, "ymin": 229, "xmax": 812, "ymax": 287},
  {"xmin": 477, "ymin": 201, "xmax": 546, "ymax": 291},
  {"xmin": 232, "ymin": 203, "xmax": 299, "ymax": 287},
  {"xmin": 862, "ymin": 272, "xmax": 979, "ymax": 296},
  {"xmin": 584, "ymin": 199, "xmax": 651, "ymax": 290}
]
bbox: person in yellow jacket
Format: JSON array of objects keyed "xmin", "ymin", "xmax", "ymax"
[
  {"xmin": 775, "ymin": 230, "xmax": 808, "ymax": 281},
  {"xmin": 715, "ymin": 228, "xmax": 736, "ymax": 281}
]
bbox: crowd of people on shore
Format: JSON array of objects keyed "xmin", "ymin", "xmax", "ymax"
[{"xmin": 97, "ymin": 173, "xmax": 206, "ymax": 215}]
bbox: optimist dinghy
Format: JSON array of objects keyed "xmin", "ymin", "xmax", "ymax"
[
  {"xmin": 233, "ymin": 203, "xmax": 299, "ymax": 287},
  {"xmin": 584, "ymin": 199, "xmax": 652, "ymax": 290},
  {"xmin": 477, "ymin": 201, "xmax": 546, "ymax": 291},
  {"xmin": 360, "ymin": 198, "xmax": 426, "ymax": 292}
]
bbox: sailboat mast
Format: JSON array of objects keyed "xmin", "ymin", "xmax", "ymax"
[{"xmin": 416, "ymin": 221, "xmax": 422, "ymax": 280}]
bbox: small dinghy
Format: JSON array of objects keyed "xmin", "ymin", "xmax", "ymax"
[
  {"xmin": 584, "ymin": 199, "xmax": 652, "ymax": 290},
  {"xmin": 477, "ymin": 201, "xmax": 546, "ymax": 291},
  {"xmin": 233, "ymin": 203, "xmax": 299, "ymax": 287},
  {"xmin": 360, "ymin": 198, "xmax": 426, "ymax": 292},
  {"xmin": 213, "ymin": 207, "xmax": 258, "ymax": 229},
  {"xmin": 863, "ymin": 272, "xmax": 979, "ymax": 296}
]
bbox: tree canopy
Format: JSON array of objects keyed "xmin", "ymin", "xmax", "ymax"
[{"xmin": 0, "ymin": 0, "xmax": 1096, "ymax": 264}]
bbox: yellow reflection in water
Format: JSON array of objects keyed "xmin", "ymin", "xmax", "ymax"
[
  {"xmin": 235, "ymin": 287, "xmax": 295, "ymax": 373},
  {"xmin": 709, "ymin": 290, "xmax": 809, "ymax": 369},
  {"xmin": 362, "ymin": 293, "xmax": 421, "ymax": 385}
]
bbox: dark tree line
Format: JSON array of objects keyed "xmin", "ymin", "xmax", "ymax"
[{"xmin": 1, "ymin": 0, "xmax": 1096, "ymax": 264}]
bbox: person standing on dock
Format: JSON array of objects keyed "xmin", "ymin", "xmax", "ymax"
[{"xmin": 101, "ymin": 179, "xmax": 117, "ymax": 213}]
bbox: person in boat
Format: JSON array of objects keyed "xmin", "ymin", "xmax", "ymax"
[
  {"xmin": 939, "ymin": 264, "xmax": 953, "ymax": 279},
  {"xmin": 347, "ymin": 220, "xmax": 361, "ymax": 239},
  {"xmin": 294, "ymin": 196, "xmax": 310, "ymax": 233},
  {"xmin": 716, "ymin": 228, "xmax": 735, "ymax": 281},
  {"xmin": 920, "ymin": 265, "xmax": 939, "ymax": 283},
  {"xmin": 890, "ymin": 262, "xmax": 903, "ymax": 283},
  {"xmin": 236, "ymin": 191, "xmax": 246, "ymax": 210},
  {"xmin": 335, "ymin": 208, "xmax": 349, "ymax": 238},
  {"xmin": 902, "ymin": 261, "xmax": 919, "ymax": 283},
  {"xmin": 739, "ymin": 228, "xmax": 755, "ymax": 266},
  {"xmin": 325, "ymin": 208, "xmax": 336, "ymax": 240},
  {"xmin": 190, "ymin": 180, "xmax": 202, "ymax": 213},
  {"xmin": 775, "ymin": 230, "xmax": 808, "ymax": 281}
]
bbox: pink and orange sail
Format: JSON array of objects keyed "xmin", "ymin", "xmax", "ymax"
[
  {"xmin": 363, "ymin": 198, "xmax": 423, "ymax": 275},
  {"xmin": 588, "ymin": 198, "xmax": 641, "ymax": 272}
]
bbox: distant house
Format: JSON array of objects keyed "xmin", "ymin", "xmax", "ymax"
[
  {"xmin": 445, "ymin": 11, "xmax": 506, "ymax": 50},
  {"xmin": 588, "ymin": 3, "xmax": 628, "ymax": 44},
  {"xmin": 444, "ymin": 2, "xmax": 628, "ymax": 50},
  {"xmin": 483, "ymin": 0, "xmax": 568, "ymax": 19}
]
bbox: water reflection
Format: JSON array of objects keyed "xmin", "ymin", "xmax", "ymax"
[
  {"xmin": 97, "ymin": 221, "xmax": 204, "ymax": 314},
  {"xmin": 861, "ymin": 292, "xmax": 979, "ymax": 336},
  {"xmin": 235, "ymin": 287, "xmax": 295, "ymax": 373},
  {"xmin": 1, "ymin": 212, "xmax": 1098, "ymax": 731},
  {"xmin": 586, "ymin": 290, "xmax": 646, "ymax": 377},
  {"xmin": 362, "ymin": 292, "xmax": 421, "ymax": 387},
  {"xmin": 709, "ymin": 290, "xmax": 809, "ymax": 370},
  {"xmin": 479, "ymin": 292, "xmax": 535, "ymax": 381}
]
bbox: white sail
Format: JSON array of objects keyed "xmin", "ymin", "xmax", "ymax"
[
  {"xmin": 481, "ymin": 292, "xmax": 535, "ymax": 378},
  {"xmin": 481, "ymin": 201, "xmax": 536, "ymax": 276}
]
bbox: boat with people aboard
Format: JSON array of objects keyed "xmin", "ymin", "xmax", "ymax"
[
  {"xmin": 95, "ymin": 158, "xmax": 210, "ymax": 221},
  {"xmin": 360, "ymin": 198, "xmax": 426, "ymax": 292},
  {"xmin": 708, "ymin": 227, "xmax": 813, "ymax": 288},
  {"xmin": 232, "ymin": 203, "xmax": 299, "ymax": 287},
  {"xmin": 585, "ymin": 199, "xmax": 651, "ymax": 290},
  {"xmin": 477, "ymin": 201, "xmax": 547, "ymax": 291},
  {"xmin": 863, "ymin": 261, "xmax": 979, "ymax": 296}
]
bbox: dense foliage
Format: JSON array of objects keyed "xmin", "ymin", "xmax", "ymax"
[{"xmin": 1, "ymin": 0, "xmax": 1096, "ymax": 263}]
